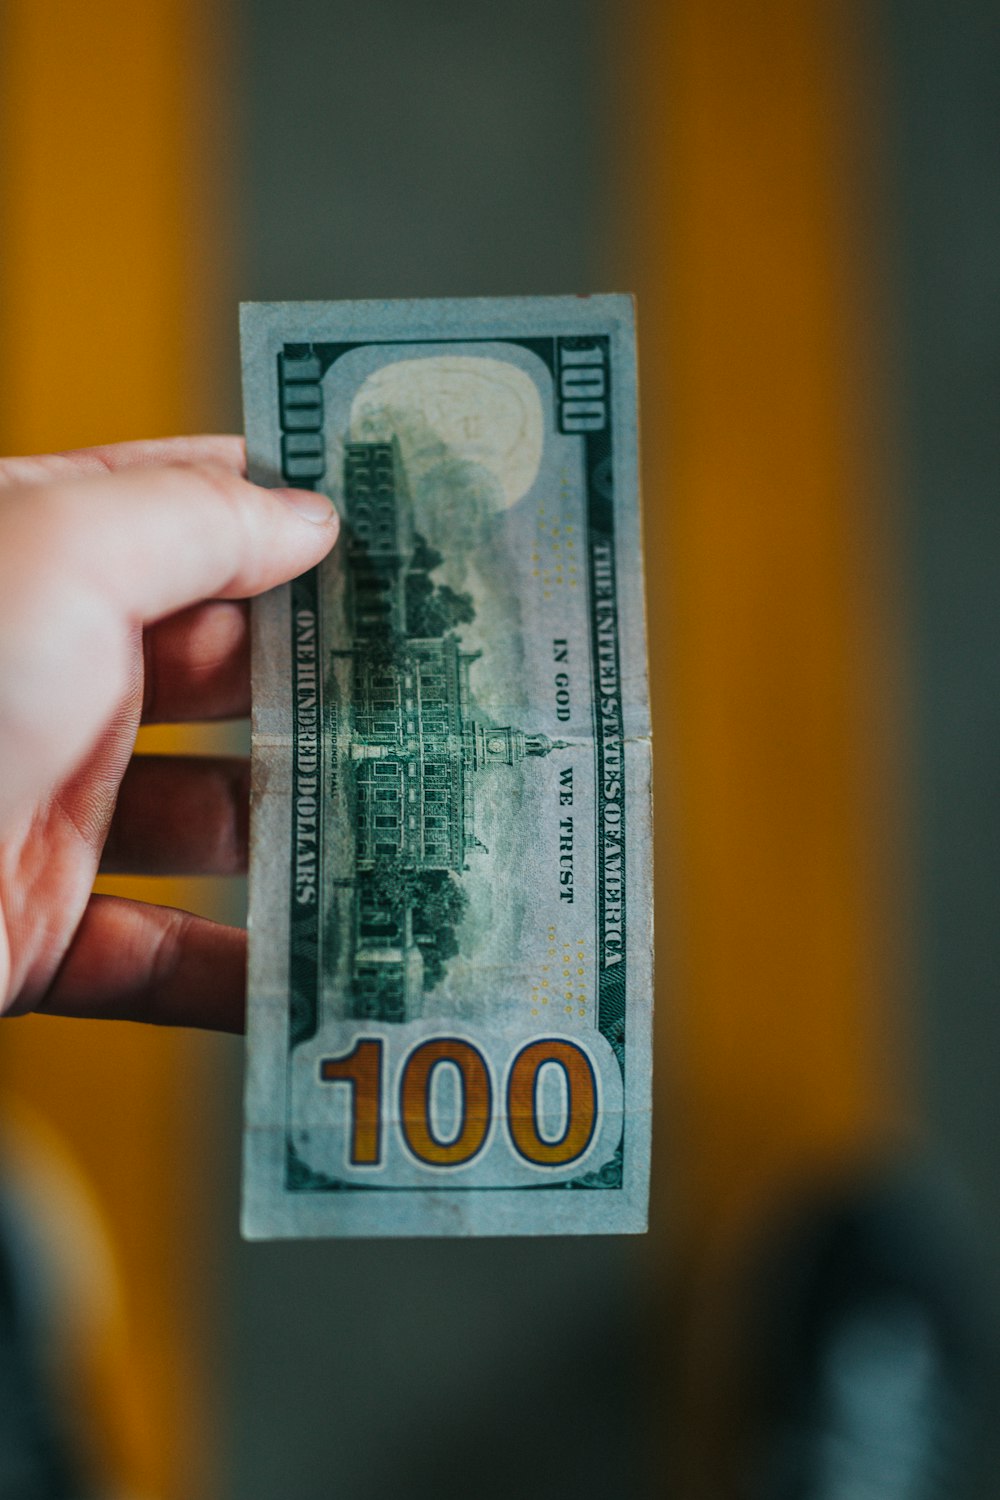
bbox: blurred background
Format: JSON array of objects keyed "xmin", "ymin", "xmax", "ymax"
[{"xmin": 0, "ymin": 0, "xmax": 998, "ymax": 1495}]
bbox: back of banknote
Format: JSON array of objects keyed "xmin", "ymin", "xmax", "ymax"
[{"xmin": 241, "ymin": 296, "xmax": 651, "ymax": 1238}]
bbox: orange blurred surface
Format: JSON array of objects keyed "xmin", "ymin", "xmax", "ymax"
[
  {"xmin": 623, "ymin": 0, "xmax": 911, "ymax": 1480},
  {"xmin": 0, "ymin": 1, "xmax": 231, "ymax": 1494},
  {"xmin": 627, "ymin": 0, "xmax": 909, "ymax": 1251}
]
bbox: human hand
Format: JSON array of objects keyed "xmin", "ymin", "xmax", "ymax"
[{"xmin": 0, "ymin": 436, "xmax": 338, "ymax": 1032}]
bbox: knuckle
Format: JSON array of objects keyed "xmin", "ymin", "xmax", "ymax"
[
  {"xmin": 147, "ymin": 909, "xmax": 194, "ymax": 1016},
  {"xmin": 23, "ymin": 482, "xmax": 79, "ymax": 541},
  {"xmin": 189, "ymin": 461, "xmax": 254, "ymax": 516},
  {"xmin": 186, "ymin": 464, "xmax": 263, "ymax": 580}
]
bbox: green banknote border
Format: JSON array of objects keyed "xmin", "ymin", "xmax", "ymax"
[{"xmin": 280, "ymin": 335, "xmax": 626, "ymax": 1194}]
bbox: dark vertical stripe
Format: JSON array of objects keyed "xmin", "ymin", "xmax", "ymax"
[{"xmin": 883, "ymin": 3, "xmax": 1000, "ymax": 1484}]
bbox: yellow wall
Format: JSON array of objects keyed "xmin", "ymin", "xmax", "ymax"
[
  {"xmin": 627, "ymin": 0, "xmax": 909, "ymax": 1480},
  {"xmin": 0, "ymin": 2, "xmax": 232, "ymax": 1494}
]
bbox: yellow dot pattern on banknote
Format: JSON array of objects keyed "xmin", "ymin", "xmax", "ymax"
[
  {"xmin": 532, "ymin": 490, "xmax": 580, "ymax": 601},
  {"xmin": 531, "ymin": 928, "xmax": 589, "ymax": 1018}
]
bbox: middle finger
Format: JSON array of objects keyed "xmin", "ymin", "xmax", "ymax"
[{"xmin": 101, "ymin": 755, "xmax": 250, "ymax": 876}]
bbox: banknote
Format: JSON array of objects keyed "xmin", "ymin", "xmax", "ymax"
[{"xmin": 241, "ymin": 296, "xmax": 651, "ymax": 1237}]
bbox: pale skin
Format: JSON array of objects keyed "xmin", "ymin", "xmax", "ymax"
[{"xmin": 0, "ymin": 436, "xmax": 339, "ymax": 1033}]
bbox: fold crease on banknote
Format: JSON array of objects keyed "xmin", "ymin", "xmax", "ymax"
[{"xmin": 241, "ymin": 295, "xmax": 652, "ymax": 1238}]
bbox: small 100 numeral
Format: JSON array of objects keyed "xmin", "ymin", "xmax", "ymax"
[
  {"xmin": 320, "ymin": 1035, "xmax": 598, "ymax": 1169},
  {"xmin": 557, "ymin": 341, "xmax": 607, "ymax": 432}
]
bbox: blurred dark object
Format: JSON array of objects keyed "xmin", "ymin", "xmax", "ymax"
[
  {"xmin": 734, "ymin": 1159, "xmax": 996, "ymax": 1500},
  {"xmin": 0, "ymin": 1192, "xmax": 86, "ymax": 1500}
]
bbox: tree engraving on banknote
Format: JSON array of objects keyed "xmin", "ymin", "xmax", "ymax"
[{"xmin": 242, "ymin": 297, "xmax": 651, "ymax": 1237}]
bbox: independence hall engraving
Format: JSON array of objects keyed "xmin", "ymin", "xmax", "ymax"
[{"xmin": 336, "ymin": 440, "xmax": 560, "ymax": 1023}]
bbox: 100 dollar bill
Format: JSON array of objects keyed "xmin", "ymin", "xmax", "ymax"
[{"xmin": 241, "ymin": 296, "xmax": 652, "ymax": 1237}]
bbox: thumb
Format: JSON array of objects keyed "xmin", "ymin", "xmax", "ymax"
[
  {"xmin": 0, "ymin": 463, "xmax": 337, "ymax": 828},
  {"xmin": 3, "ymin": 460, "xmax": 338, "ymax": 626}
]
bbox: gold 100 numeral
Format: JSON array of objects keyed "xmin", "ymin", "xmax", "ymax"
[{"xmin": 319, "ymin": 1036, "xmax": 598, "ymax": 1169}]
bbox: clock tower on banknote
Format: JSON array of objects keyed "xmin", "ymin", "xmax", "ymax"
[{"xmin": 337, "ymin": 441, "xmax": 566, "ymax": 1022}]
